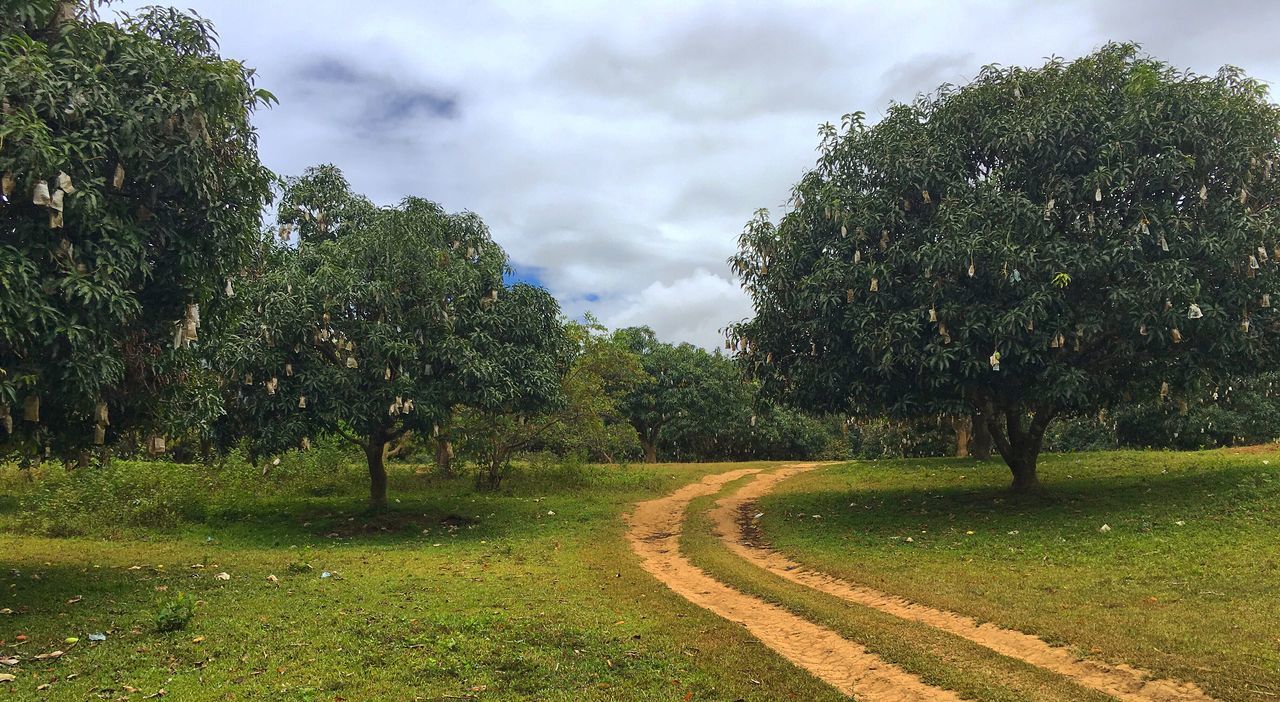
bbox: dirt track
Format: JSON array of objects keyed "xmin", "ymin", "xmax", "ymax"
[
  {"xmin": 629, "ymin": 463, "xmax": 1221, "ymax": 701},
  {"xmin": 626, "ymin": 468, "xmax": 965, "ymax": 701}
]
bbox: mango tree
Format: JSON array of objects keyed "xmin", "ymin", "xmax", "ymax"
[
  {"xmin": 0, "ymin": 2, "xmax": 273, "ymax": 461},
  {"xmin": 614, "ymin": 327, "xmax": 742, "ymax": 463},
  {"xmin": 218, "ymin": 167, "xmax": 565, "ymax": 508},
  {"xmin": 732, "ymin": 44, "xmax": 1280, "ymax": 491},
  {"xmin": 547, "ymin": 319, "xmax": 648, "ymax": 462},
  {"xmin": 456, "ymin": 316, "xmax": 646, "ymax": 484}
]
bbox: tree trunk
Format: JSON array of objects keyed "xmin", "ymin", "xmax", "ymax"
[
  {"xmin": 365, "ymin": 435, "xmax": 389, "ymax": 510},
  {"xmin": 385, "ymin": 431, "xmax": 412, "ymax": 459},
  {"xmin": 641, "ymin": 437, "xmax": 658, "ymax": 464},
  {"xmin": 1008, "ymin": 449, "xmax": 1040, "ymax": 492},
  {"xmin": 476, "ymin": 439, "xmax": 508, "ymax": 491},
  {"xmin": 953, "ymin": 417, "xmax": 971, "ymax": 458},
  {"xmin": 480, "ymin": 458, "xmax": 503, "ymax": 490},
  {"xmin": 435, "ymin": 437, "xmax": 455, "ymax": 476},
  {"xmin": 982, "ymin": 404, "xmax": 1053, "ymax": 493},
  {"xmin": 50, "ymin": 1, "xmax": 75, "ymax": 27},
  {"xmin": 971, "ymin": 410, "xmax": 992, "ymax": 460},
  {"xmin": 435, "ymin": 412, "xmax": 456, "ymax": 476}
]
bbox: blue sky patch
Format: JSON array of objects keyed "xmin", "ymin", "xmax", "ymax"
[{"xmin": 504, "ymin": 262, "xmax": 546, "ymax": 289}]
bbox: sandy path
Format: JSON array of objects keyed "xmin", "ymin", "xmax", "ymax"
[
  {"xmin": 626, "ymin": 468, "xmax": 965, "ymax": 701},
  {"xmin": 711, "ymin": 464, "xmax": 1219, "ymax": 702}
]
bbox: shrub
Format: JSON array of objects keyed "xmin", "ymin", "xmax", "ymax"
[
  {"xmin": 258, "ymin": 435, "xmax": 361, "ymax": 497},
  {"xmin": 1043, "ymin": 415, "xmax": 1119, "ymax": 453},
  {"xmin": 12, "ymin": 434, "xmax": 368, "ymax": 536},
  {"xmin": 18, "ymin": 460, "xmax": 206, "ymax": 536},
  {"xmin": 155, "ymin": 592, "xmax": 196, "ymax": 633},
  {"xmin": 1113, "ymin": 374, "xmax": 1280, "ymax": 449},
  {"xmin": 507, "ymin": 452, "xmax": 662, "ymax": 494},
  {"xmin": 846, "ymin": 418, "xmax": 952, "ymax": 459},
  {"xmin": 658, "ymin": 405, "xmax": 848, "ymax": 462}
]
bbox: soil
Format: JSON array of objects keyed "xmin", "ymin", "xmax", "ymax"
[
  {"xmin": 709, "ymin": 464, "xmax": 1219, "ymax": 702},
  {"xmin": 626, "ymin": 467, "xmax": 965, "ymax": 701}
]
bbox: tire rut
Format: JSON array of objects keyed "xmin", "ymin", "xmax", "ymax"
[
  {"xmin": 712, "ymin": 464, "xmax": 1219, "ymax": 702},
  {"xmin": 626, "ymin": 467, "xmax": 965, "ymax": 701}
]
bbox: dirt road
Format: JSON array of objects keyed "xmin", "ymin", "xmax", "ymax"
[
  {"xmin": 628, "ymin": 463, "xmax": 1220, "ymax": 702},
  {"xmin": 626, "ymin": 467, "xmax": 964, "ymax": 701}
]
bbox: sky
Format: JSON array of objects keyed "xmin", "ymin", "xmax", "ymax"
[{"xmin": 110, "ymin": 0, "xmax": 1280, "ymax": 348}]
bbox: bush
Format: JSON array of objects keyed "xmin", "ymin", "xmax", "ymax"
[
  {"xmin": 506, "ymin": 452, "xmax": 662, "ymax": 494},
  {"xmin": 659, "ymin": 405, "xmax": 848, "ymax": 462},
  {"xmin": 1043, "ymin": 415, "xmax": 1118, "ymax": 453},
  {"xmin": 846, "ymin": 418, "xmax": 952, "ymax": 459},
  {"xmin": 742, "ymin": 407, "xmax": 848, "ymax": 461},
  {"xmin": 12, "ymin": 434, "xmax": 366, "ymax": 536},
  {"xmin": 1109, "ymin": 372, "xmax": 1280, "ymax": 449},
  {"xmin": 17, "ymin": 460, "xmax": 207, "ymax": 536},
  {"xmin": 517, "ymin": 451, "xmax": 591, "ymax": 487},
  {"xmin": 254, "ymin": 435, "xmax": 361, "ymax": 496},
  {"xmin": 155, "ymin": 592, "xmax": 196, "ymax": 633}
]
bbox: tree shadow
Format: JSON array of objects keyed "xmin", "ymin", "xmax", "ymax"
[
  {"xmin": 189, "ymin": 491, "xmax": 552, "ymax": 548},
  {"xmin": 774, "ymin": 455, "xmax": 1277, "ymax": 536},
  {"xmin": 0, "ymin": 464, "xmax": 590, "ymax": 548}
]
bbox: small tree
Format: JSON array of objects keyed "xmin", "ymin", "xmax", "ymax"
[
  {"xmin": 732, "ymin": 44, "xmax": 1280, "ymax": 491},
  {"xmin": 219, "ymin": 167, "xmax": 564, "ymax": 508},
  {"xmin": 614, "ymin": 327, "xmax": 742, "ymax": 463},
  {"xmin": 549, "ymin": 319, "xmax": 648, "ymax": 462},
  {"xmin": 455, "ymin": 317, "xmax": 645, "ymax": 486},
  {"xmin": 447, "ymin": 287, "xmax": 572, "ymax": 490},
  {"xmin": 0, "ymin": 2, "xmax": 273, "ymax": 461}
]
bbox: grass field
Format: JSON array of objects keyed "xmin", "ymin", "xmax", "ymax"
[
  {"xmin": 748, "ymin": 448, "xmax": 1280, "ymax": 701},
  {"xmin": 0, "ymin": 458, "xmax": 835, "ymax": 701},
  {"xmin": 2, "ymin": 447, "xmax": 1277, "ymax": 700},
  {"xmin": 679, "ymin": 475, "xmax": 1110, "ymax": 702}
]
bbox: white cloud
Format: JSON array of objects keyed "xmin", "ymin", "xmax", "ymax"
[
  {"xmin": 108, "ymin": 0, "xmax": 1280, "ymax": 348},
  {"xmin": 592, "ymin": 268, "xmax": 754, "ymax": 349}
]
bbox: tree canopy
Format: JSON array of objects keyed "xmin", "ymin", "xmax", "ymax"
[
  {"xmin": 0, "ymin": 2, "xmax": 274, "ymax": 461},
  {"xmin": 731, "ymin": 44, "xmax": 1280, "ymax": 490},
  {"xmin": 614, "ymin": 326, "xmax": 744, "ymax": 463},
  {"xmin": 218, "ymin": 166, "xmax": 566, "ymax": 507},
  {"xmin": 456, "ymin": 317, "xmax": 642, "ymax": 486}
]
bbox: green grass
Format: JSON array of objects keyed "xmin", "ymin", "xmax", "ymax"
[
  {"xmin": 679, "ymin": 475, "xmax": 1111, "ymax": 702},
  {"xmin": 751, "ymin": 447, "xmax": 1280, "ymax": 702},
  {"xmin": 5, "ymin": 448, "xmax": 1275, "ymax": 700},
  {"xmin": 0, "ymin": 458, "xmax": 841, "ymax": 701}
]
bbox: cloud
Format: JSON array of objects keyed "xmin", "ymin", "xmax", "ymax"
[
  {"xmin": 596, "ymin": 268, "xmax": 754, "ymax": 349},
  {"xmin": 545, "ymin": 9, "xmax": 858, "ymax": 120},
  {"xmin": 108, "ymin": 0, "xmax": 1280, "ymax": 349},
  {"xmin": 1077, "ymin": 0, "xmax": 1280, "ymax": 74},
  {"xmin": 288, "ymin": 56, "xmax": 458, "ymax": 136},
  {"xmin": 876, "ymin": 52, "xmax": 974, "ymax": 107}
]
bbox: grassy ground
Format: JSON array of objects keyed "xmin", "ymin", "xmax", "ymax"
[
  {"xmin": 4, "ymin": 448, "xmax": 1274, "ymax": 701},
  {"xmin": 680, "ymin": 476, "xmax": 1111, "ymax": 702},
  {"xmin": 0, "ymin": 457, "xmax": 842, "ymax": 701},
  {"xmin": 750, "ymin": 447, "xmax": 1280, "ymax": 702}
]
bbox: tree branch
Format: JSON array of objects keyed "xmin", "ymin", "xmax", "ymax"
[
  {"xmin": 310, "ymin": 338, "xmax": 344, "ymax": 366},
  {"xmin": 501, "ymin": 414, "xmax": 562, "ymax": 454},
  {"xmin": 384, "ymin": 431, "xmax": 413, "ymax": 458},
  {"xmin": 334, "ymin": 425, "xmax": 367, "ymax": 451},
  {"xmin": 977, "ymin": 393, "xmax": 1013, "ymax": 461}
]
